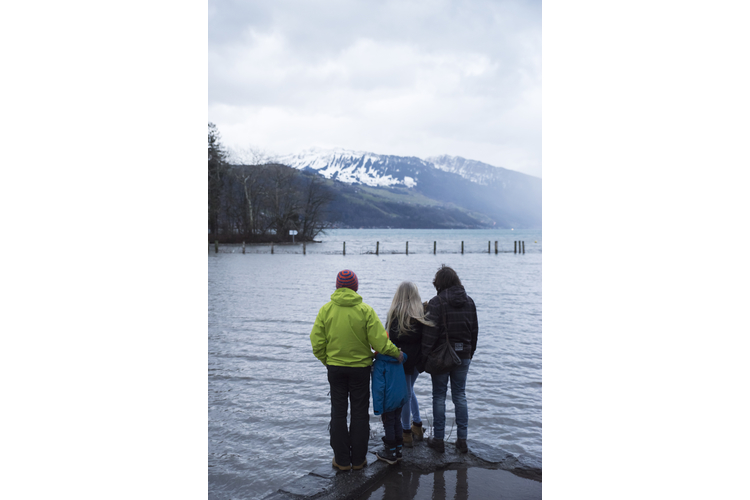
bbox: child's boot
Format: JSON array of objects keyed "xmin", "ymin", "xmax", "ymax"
[
  {"xmin": 376, "ymin": 439, "xmax": 398, "ymax": 465},
  {"xmin": 395, "ymin": 437, "xmax": 404, "ymax": 462}
]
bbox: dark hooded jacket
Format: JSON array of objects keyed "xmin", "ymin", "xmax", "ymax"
[
  {"xmin": 420, "ymin": 285, "xmax": 478, "ymax": 368},
  {"xmin": 388, "ymin": 318, "xmax": 424, "ymax": 374}
]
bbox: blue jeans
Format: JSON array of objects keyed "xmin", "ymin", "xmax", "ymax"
[
  {"xmin": 401, "ymin": 367, "xmax": 422, "ymax": 430},
  {"xmin": 431, "ymin": 359, "xmax": 471, "ymax": 440}
]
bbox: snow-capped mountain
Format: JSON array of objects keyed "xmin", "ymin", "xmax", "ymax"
[
  {"xmin": 271, "ymin": 147, "xmax": 541, "ymax": 228},
  {"xmin": 276, "ymin": 148, "xmax": 537, "ymax": 190},
  {"xmin": 427, "ymin": 155, "xmax": 515, "ymax": 187},
  {"xmin": 276, "ymin": 148, "xmax": 433, "ymax": 188}
]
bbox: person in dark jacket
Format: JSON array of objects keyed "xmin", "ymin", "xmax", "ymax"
[
  {"xmin": 421, "ymin": 265, "xmax": 478, "ymax": 454},
  {"xmin": 385, "ymin": 281, "xmax": 434, "ymax": 448}
]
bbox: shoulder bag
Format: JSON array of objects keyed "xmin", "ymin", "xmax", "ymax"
[{"xmin": 424, "ymin": 296, "xmax": 461, "ymax": 375}]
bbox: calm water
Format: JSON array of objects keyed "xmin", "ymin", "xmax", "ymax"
[{"xmin": 208, "ymin": 229, "xmax": 542, "ymax": 499}]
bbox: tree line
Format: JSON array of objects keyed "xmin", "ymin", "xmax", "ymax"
[{"xmin": 208, "ymin": 123, "xmax": 334, "ymax": 243}]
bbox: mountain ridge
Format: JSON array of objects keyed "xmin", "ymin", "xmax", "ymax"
[
  {"xmin": 276, "ymin": 148, "xmax": 540, "ymax": 188},
  {"xmin": 229, "ymin": 148, "xmax": 541, "ymax": 229}
]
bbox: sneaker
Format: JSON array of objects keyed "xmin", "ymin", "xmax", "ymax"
[
  {"xmin": 455, "ymin": 439, "xmax": 468, "ymax": 453},
  {"xmin": 332, "ymin": 457, "xmax": 352, "ymax": 471},
  {"xmin": 411, "ymin": 423, "xmax": 424, "ymax": 441},
  {"xmin": 376, "ymin": 446, "xmax": 398, "ymax": 465},
  {"xmin": 426, "ymin": 437, "xmax": 444, "ymax": 453}
]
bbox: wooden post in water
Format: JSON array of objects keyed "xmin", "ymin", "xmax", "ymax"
[
  {"xmin": 488, "ymin": 241, "xmax": 491, "ymax": 253},
  {"xmin": 376, "ymin": 241, "xmax": 379, "ymax": 256},
  {"xmin": 523, "ymin": 241, "xmax": 525, "ymax": 254},
  {"xmin": 271, "ymin": 243, "xmax": 274, "ymax": 255},
  {"xmin": 406, "ymin": 241, "xmax": 409, "ymax": 255},
  {"xmin": 303, "ymin": 242, "xmax": 306, "ymax": 255},
  {"xmin": 242, "ymin": 241, "xmax": 245, "ymax": 254},
  {"xmin": 215, "ymin": 240, "xmax": 218, "ymax": 253},
  {"xmin": 514, "ymin": 241, "xmax": 517, "ymax": 254},
  {"xmin": 343, "ymin": 242, "xmax": 346, "ymax": 256},
  {"xmin": 433, "ymin": 241, "xmax": 436, "ymax": 255},
  {"xmin": 461, "ymin": 241, "xmax": 464, "ymax": 254},
  {"xmin": 495, "ymin": 241, "xmax": 498, "ymax": 254}
]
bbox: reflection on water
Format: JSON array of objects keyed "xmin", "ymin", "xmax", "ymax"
[
  {"xmin": 209, "ymin": 229, "xmax": 541, "ymax": 500},
  {"xmin": 356, "ymin": 467, "xmax": 541, "ymax": 500}
]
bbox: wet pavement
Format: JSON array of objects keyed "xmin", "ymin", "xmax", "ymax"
[{"xmin": 262, "ymin": 436, "xmax": 541, "ymax": 500}]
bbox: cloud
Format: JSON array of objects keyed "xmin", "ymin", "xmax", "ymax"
[{"xmin": 208, "ymin": 0, "xmax": 542, "ymax": 176}]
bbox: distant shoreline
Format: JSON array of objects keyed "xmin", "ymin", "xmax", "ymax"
[
  {"xmin": 209, "ymin": 240, "xmax": 323, "ymax": 245},
  {"xmin": 208, "ymin": 227, "xmax": 541, "ymax": 245}
]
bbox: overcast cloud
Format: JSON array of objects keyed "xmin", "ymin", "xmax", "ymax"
[{"xmin": 208, "ymin": 0, "xmax": 541, "ymax": 177}]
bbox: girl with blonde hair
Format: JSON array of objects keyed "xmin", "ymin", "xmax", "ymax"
[{"xmin": 385, "ymin": 281, "xmax": 434, "ymax": 449}]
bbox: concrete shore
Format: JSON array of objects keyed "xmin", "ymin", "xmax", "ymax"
[{"xmin": 262, "ymin": 437, "xmax": 541, "ymax": 500}]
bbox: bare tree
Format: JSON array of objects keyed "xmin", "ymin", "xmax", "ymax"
[
  {"xmin": 263, "ymin": 164, "xmax": 302, "ymax": 240},
  {"xmin": 208, "ymin": 125, "xmax": 335, "ymax": 242},
  {"xmin": 299, "ymin": 173, "xmax": 335, "ymax": 241},
  {"xmin": 242, "ymin": 166, "xmax": 263, "ymax": 237},
  {"xmin": 208, "ymin": 123, "xmax": 227, "ymax": 237},
  {"xmin": 227, "ymin": 147, "xmax": 277, "ymax": 240},
  {"xmin": 221, "ymin": 173, "xmax": 245, "ymax": 236},
  {"xmin": 226, "ymin": 146, "xmax": 275, "ymax": 166}
]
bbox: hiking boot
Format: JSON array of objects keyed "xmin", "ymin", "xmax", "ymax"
[
  {"xmin": 396, "ymin": 444, "xmax": 403, "ymax": 462},
  {"xmin": 402, "ymin": 429, "xmax": 413, "ymax": 447},
  {"xmin": 426, "ymin": 437, "xmax": 444, "ymax": 453},
  {"xmin": 455, "ymin": 439, "xmax": 468, "ymax": 453},
  {"xmin": 376, "ymin": 441, "xmax": 399, "ymax": 465},
  {"xmin": 352, "ymin": 458, "xmax": 367, "ymax": 470},
  {"xmin": 332, "ymin": 457, "xmax": 352, "ymax": 471},
  {"xmin": 411, "ymin": 422, "xmax": 424, "ymax": 441}
]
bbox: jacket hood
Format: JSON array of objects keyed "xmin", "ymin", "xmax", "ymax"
[
  {"xmin": 375, "ymin": 352, "xmax": 407, "ymax": 364},
  {"xmin": 440, "ymin": 285, "xmax": 468, "ymax": 308},
  {"xmin": 330, "ymin": 287, "xmax": 363, "ymax": 307}
]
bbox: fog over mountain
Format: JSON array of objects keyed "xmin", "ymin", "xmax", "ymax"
[{"xmin": 273, "ymin": 148, "xmax": 541, "ymax": 229}]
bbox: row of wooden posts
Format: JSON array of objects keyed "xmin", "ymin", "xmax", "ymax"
[{"xmin": 213, "ymin": 240, "xmax": 527, "ymax": 255}]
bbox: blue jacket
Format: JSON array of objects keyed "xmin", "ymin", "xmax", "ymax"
[{"xmin": 371, "ymin": 352, "xmax": 408, "ymax": 415}]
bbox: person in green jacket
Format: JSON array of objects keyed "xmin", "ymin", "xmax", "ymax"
[{"xmin": 310, "ymin": 269, "xmax": 402, "ymax": 471}]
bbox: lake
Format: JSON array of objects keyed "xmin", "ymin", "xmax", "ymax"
[{"xmin": 208, "ymin": 228, "xmax": 542, "ymax": 499}]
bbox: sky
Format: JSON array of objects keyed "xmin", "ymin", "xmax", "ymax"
[{"xmin": 208, "ymin": 0, "xmax": 541, "ymax": 177}]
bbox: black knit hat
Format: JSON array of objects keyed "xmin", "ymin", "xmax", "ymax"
[{"xmin": 336, "ymin": 270, "xmax": 358, "ymax": 292}]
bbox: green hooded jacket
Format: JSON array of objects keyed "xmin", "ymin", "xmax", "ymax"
[{"xmin": 310, "ymin": 287, "xmax": 399, "ymax": 367}]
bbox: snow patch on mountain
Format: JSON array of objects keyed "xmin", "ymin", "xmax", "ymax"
[
  {"xmin": 278, "ymin": 148, "xmax": 416, "ymax": 188},
  {"xmin": 276, "ymin": 148, "xmax": 523, "ymax": 189},
  {"xmin": 426, "ymin": 155, "xmax": 508, "ymax": 186}
]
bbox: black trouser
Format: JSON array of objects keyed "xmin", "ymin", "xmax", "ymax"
[
  {"xmin": 381, "ymin": 406, "xmax": 404, "ymax": 444},
  {"xmin": 327, "ymin": 365, "xmax": 371, "ymax": 466}
]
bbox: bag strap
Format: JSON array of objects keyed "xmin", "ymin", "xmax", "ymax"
[{"xmin": 437, "ymin": 295, "xmax": 450, "ymax": 344}]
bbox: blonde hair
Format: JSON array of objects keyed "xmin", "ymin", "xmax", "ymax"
[{"xmin": 386, "ymin": 281, "xmax": 435, "ymax": 338}]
